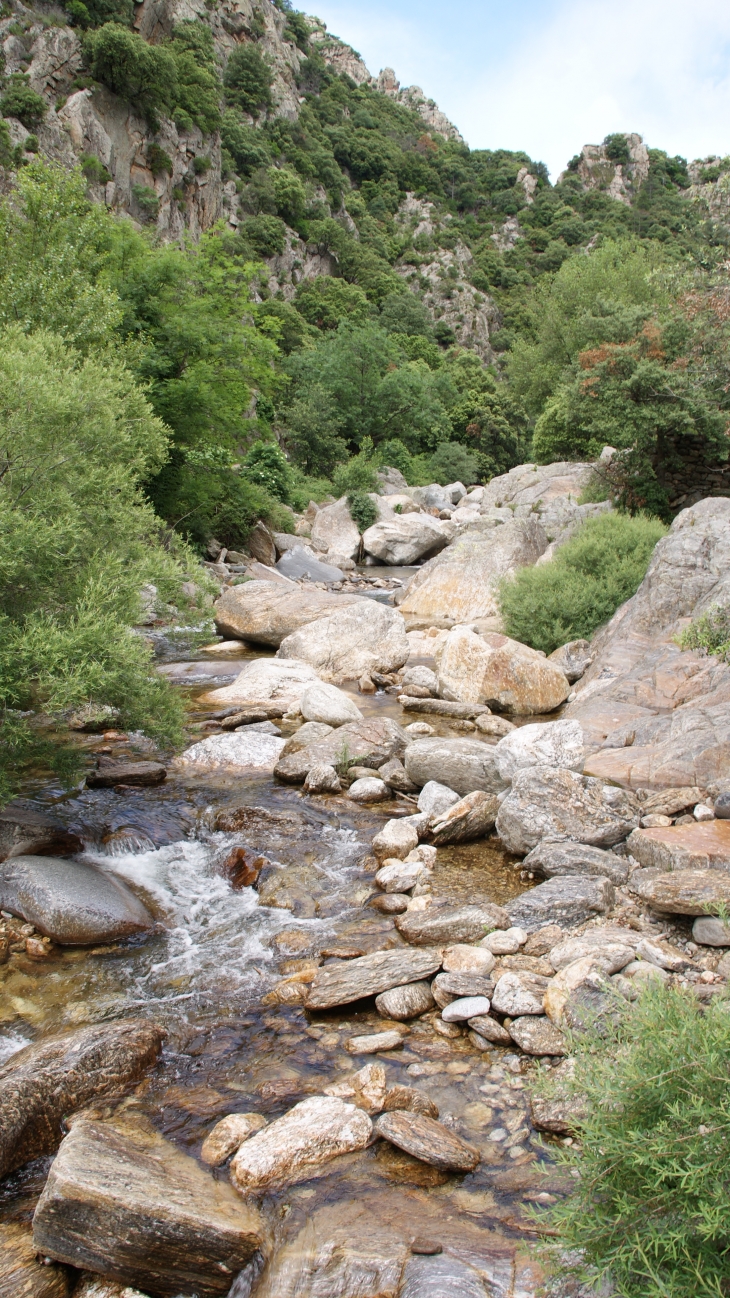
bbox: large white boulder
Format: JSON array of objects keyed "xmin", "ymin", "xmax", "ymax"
[
  {"xmin": 199, "ymin": 657, "xmax": 320, "ymax": 708},
  {"xmin": 300, "ymin": 682, "xmax": 363, "ymax": 727},
  {"xmin": 214, "ymin": 580, "xmax": 359, "ymax": 647},
  {"xmin": 310, "ymin": 497, "xmax": 361, "ymax": 561},
  {"xmin": 496, "ymin": 766, "xmax": 641, "ymax": 853},
  {"xmin": 174, "ymin": 732, "xmax": 286, "ymax": 773},
  {"xmin": 277, "ymin": 602, "xmax": 409, "ymax": 683},
  {"xmin": 362, "ymin": 513, "xmax": 449, "ymax": 565},
  {"xmin": 494, "ymin": 720, "xmax": 585, "ymax": 783}
]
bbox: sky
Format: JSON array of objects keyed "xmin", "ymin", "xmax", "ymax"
[{"xmin": 307, "ymin": 0, "xmax": 730, "ymax": 178}]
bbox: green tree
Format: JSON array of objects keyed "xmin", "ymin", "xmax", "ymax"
[
  {"xmin": 84, "ymin": 23, "xmax": 178, "ymax": 127},
  {"xmin": 379, "ymin": 290, "xmax": 433, "ymax": 337},
  {"xmin": 295, "ymin": 277, "xmax": 372, "ymax": 330},
  {"xmin": 242, "ymin": 441, "xmax": 291, "ymax": 501},
  {"xmin": 224, "ymin": 45, "xmax": 273, "ymax": 117},
  {"xmin": 428, "ymin": 441, "xmax": 479, "ymax": 485},
  {"xmin": 279, "ymin": 384, "xmax": 347, "ymax": 475},
  {"xmin": 166, "ymin": 21, "xmax": 222, "ymax": 135},
  {"xmin": 0, "ymin": 75, "xmax": 47, "ymax": 129}
]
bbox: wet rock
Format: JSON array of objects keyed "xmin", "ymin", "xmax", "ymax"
[
  {"xmin": 300, "ymin": 682, "xmax": 363, "ymax": 727},
  {"xmin": 496, "ymin": 767, "xmax": 640, "ymax": 853},
  {"xmin": 175, "ymin": 731, "xmax": 285, "ymax": 774},
  {"xmin": 396, "ymin": 903, "xmax": 509, "ymax": 946},
  {"xmin": 522, "ymin": 839, "xmax": 629, "ymax": 885},
  {"xmin": 377, "ymin": 758, "xmax": 418, "ymax": 793},
  {"xmin": 276, "ymin": 546, "xmax": 344, "ymax": 583},
  {"xmin": 474, "ymin": 713, "xmax": 517, "ymax": 737},
  {"xmin": 345, "ymin": 1030, "xmax": 404, "ymax": 1054},
  {"xmin": 213, "ymin": 580, "xmax": 358, "ymax": 647},
  {"xmin": 402, "ymin": 665, "xmax": 439, "ymax": 695},
  {"xmin": 529, "ymin": 1061, "xmax": 587, "ymax": 1134},
  {"xmin": 430, "ymin": 791, "xmax": 500, "ymax": 845},
  {"xmin": 508, "ymin": 875, "xmax": 615, "ymax": 932},
  {"xmin": 375, "ymin": 980, "xmax": 435, "ymax": 1020},
  {"xmin": 417, "ymin": 781, "xmax": 460, "ymax": 818},
  {"xmin": 306, "ymin": 947, "xmax": 443, "ymax": 1009},
  {"xmin": 278, "ymin": 602, "xmax": 409, "ymax": 684},
  {"xmin": 229, "ymin": 1096, "xmax": 371, "ymax": 1194},
  {"xmin": 442, "ymin": 995, "xmax": 491, "ymax": 1021},
  {"xmin": 491, "ymin": 971, "xmax": 547, "ymax": 1016},
  {"xmin": 404, "ymin": 738, "xmax": 507, "ymax": 798},
  {"xmin": 372, "ymin": 817, "xmax": 420, "ymax": 862},
  {"xmin": 276, "ymin": 717, "xmax": 407, "ymax": 785},
  {"xmin": 0, "ymin": 806, "xmax": 82, "ymax": 864},
  {"xmin": 0, "ymin": 856, "xmax": 153, "ymax": 945},
  {"xmin": 0, "ymin": 1221, "xmax": 71, "ymax": 1297},
  {"xmin": 73, "ymin": 1278, "xmax": 149, "ymax": 1297},
  {"xmin": 437, "ymin": 627, "xmax": 570, "ymax": 716},
  {"xmin": 215, "ymin": 844, "xmax": 267, "ymax": 890},
  {"xmin": 547, "ymin": 639, "xmax": 593, "ymax": 683},
  {"xmin": 200, "ymin": 656, "xmax": 321, "ymax": 709},
  {"xmin": 310, "ymin": 496, "xmax": 361, "ymax": 560},
  {"xmin": 626, "ymin": 820, "xmax": 730, "ymax": 872},
  {"xmin": 303, "ymin": 764, "xmax": 342, "ymax": 795},
  {"xmin": 348, "ymin": 777, "xmax": 389, "ymax": 803},
  {"xmin": 442, "ymin": 944, "xmax": 496, "ymax": 975},
  {"xmin": 375, "ymin": 859, "xmax": 429, "ymax": 893},
  {"xmin": 383, "ymin": 1085, "xmax": 439, "ymax": 1119},
  {"xmin": 201, "ymin": 1113, "xmax": 267, "ymax": 1166},
  {"xmin": 375, "ymin": 1111, "xmax": 480, "ymax": 1173},
  {"xmin": 280, "ymin": 721, "xmax": 334, "ymax": 754},
  {"xmin": 324, "ymin": 1063, "xmax": 387, "ymax": 1114},
  {"xmin": 630, "ymin": 868, "xmax": 730, "ymax": 915},
  {"xmin": 362, "ymin": 513, "xmax": 449, "ymax": 565},
  {"xmin": 494, "ymin": 720, "xmax": 584, "ymax": 783},
  {"xmin": 370, "ymin": 893, "xmax": 409, "ymax": 914},
  {"xmin": 480, "ymin": 927, "xmax": 527, "ymax": 955},
  {"xmin": 399, "ymin": 1252, "xmax": 488, "ymax": 1297},
  {"xmin": 34, "ymin": 1115, "xmax": 263, "ymax": 1296},
  {"xmin": 692, "ymin": 916, "xmax": 730, "ymax": 945},
  {"xmin": 0, "ymin": 1020, "xmax": 164, "ymax": 1179},
  {"xmin": 399, "ymin": 697, "xmax": 490, "ymax": 719},
  {"xmin": 467, "ymin": 1015, "xmax": 512, "ymax": 1046},
  {"xmin": 508, "ymin": 1016, "xmax": 567, "ymax": 1056},
  {"xmin": 86, "ymin": 760, "xmax": 166, "ymax": 788}
]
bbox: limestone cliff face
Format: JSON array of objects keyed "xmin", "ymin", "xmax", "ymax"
[{"xmin": 557, "ymin": 132, "xmax": 650, "ymax": 205}]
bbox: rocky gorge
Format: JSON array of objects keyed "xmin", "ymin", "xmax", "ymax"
[{"xmin": 2, "ymin": 454, "xmax": 730, "ymax": 1297}]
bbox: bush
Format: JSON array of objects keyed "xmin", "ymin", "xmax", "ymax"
[
  {"xmin": 147, "ymin": 143, "xmax": 172, "ymax": 177},
  {"xmin": 428, "ymin": 441, "xmax": 479, "ymax": 486},
  {"xmin": 295, "ymin": 277, "xmax": 372, "ymax": 330},
  {"xmin": 332, "ymin": 441, "xmax": 380, "ymax": 496},
  {"xmin": 167, "ymin": 21, "xmax": 221, "ymax": 134},
  {"xmin": 499, "ymin": 511, "xmax": 666, "ymax": 653},
  {"xmin": 241, "ymin": 441, "xmax": 290, "ymax": 502},
  {"xmin": 132, "ymin": 183, "xmax": 159, "ymax": 221},
  {"xmin": 538, "ymin": 984, "xmax": 730, "ymax": 1298},
  {"xmin": 63, "ymin": 0, "xmax": 133, "ymax": 28},
  {"xmin": 221, "ymin": 109, "xmax": 272, "ymax": 175},
  {"xmin": 80, "ymin": 152, "xmax": 110, "ymax": 184},
  {"xmin": 603, "ymin": 132, "xmax": 631, "ymax": 165},
  {"xmin": 0, "ymin": 120, "xmax": 12, "ymax": 169},
  {"xmin": 378, "ymin": 437, "xmax": 414, "ymax": 481},
  {"xmin": 84, "ymin": 24, "xmax": 177, "ymax": 126},
  {"xmin": 223, "ymin": 45, "xmax": 273, "ymax": 117},
  {"xmin": 347, "ymin": 490, "xmax": 377, "ymax": 533},
  {"xmin": 268, "ymin": 165, "xmax": 307, "ymax": 226},
  {"xmin": 241, "ymin": 213, "xmax": 286, "ymax": 257},
  {"xmin": 677, "ymin": 604, "xmax": 730, "ymax": 661},
  {"xmin": 0, "ymin": 75, "xmax": 46, "ymax": 129}
]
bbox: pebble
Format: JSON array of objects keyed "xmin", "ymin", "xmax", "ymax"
[
  {"xmin": 410, "ymin": 1238, "xmax": 442, "ymax": 1255},
  {"xmin": 442, "ymin": 944, "xmax": 496, "ymax": 975},
  {"xmin": 480, "ymin": 927, "xmax": 527, "ymax": 955}
]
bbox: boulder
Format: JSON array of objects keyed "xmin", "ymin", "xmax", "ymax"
[
  {"xmin": 248, "ymin": 520, "xmax": 277, "ymax": 566},
  {"xmin": 401, "ymin": 665, "xmax": 439, "ymax": 695},
  {"xmin": 33, "ymin": 1116, "xmax": 264, "ymax": 1297},
  {"xmin": 303, "ymin": 764, "xmax": 341, "ymax": 795},
  {"xmin": 305, "ymin": 947, "xmax": 443, "ymax": 1009},
  {"xmin": 275, "ymin": 717, "xmax": 407, "ymax": 784},
  {"xmin": 0, "ymin": 806, "xmax": 82, "ymax": 863},
  {"xmin": 174, "ymin": 731, "xmax": 285, "ymax": 774},
  {"xmin": 375, "ymin": 859, "xmax": 428, "ymax": 893},
  {"xmin": 0, "ymin": 1021, "xmax": 163, "ymax": 1180},
  {"xmin": 399, "ymin": 697, "xmax": 491, "ymax": 719},
  {"xmin": 404, "ymin": 738, "xmax": 507, "ymax": 798},
  {"xmin": 417, "ymin": 780, "xmax": 460, "ymax": 818},
  {"xmin": 213, "ymin": 580, "xmax": 358, "ymax": 647},
  {"xmin": 630, "ymin": 868, "xmax": 730, "ymax": 915},
  {"xmin": 300, "ymin": 682, "xmax": 362, "ymax": 727},
  {"xmin": 200, "ymin": 1113, "xmax": 267, "ymax": 1167},
  {"xmin": 348, "ymin": 776, "xmax": 389, "ymax": 803},
  {"xmin": 374, "ymin": 1111, "xmax": 479, "ymax": 1172},
  {"xmin": 375, "ymin": 981, "xmax": 435, "ymax": 1020},
  {"xmin": 494, "ymin": 720, "xmax": 584, "ymax": 783},
  {"xmin": 508, "ymin": 1016, "xmax": 568, "ymax": 1056},
  {"xmin": 86, "ymin": 760, "xmax": 166, "ymax": 788},
  {"xmin": 548, "ymin": 933, "xmax": 636, "ymax": 973},
  {"xmin": 626, "ymin": 820, "xmax": 730, "ymax": 873},
  {"xmin": 522, "ymin": 839, "xmax": 629, "ymax": 885},
  {"xmin": 361, "ymin": 513, "xmax": 449, "ymax": 565},
  {"xmin": 437, "ymin": 628, "xmax": 571, "ymax": 715},
  {"xmin": 280, "ymin": 721, "xmax": 333, "ymax": 754},
  {"xmin": 496, "ymin": 767, "xmax": 640, "ymax": 853},
  {"xmin": 430, "ymin": 791, "xmax": 500, "ymax": 845},
  {"xmin": 0, "ymin": 1221, "xmax": 71, "ymax": 1297},
  {"xmin": 230, "ymin": 1097, "xmax": 371, "ymax": 1193},
  {"xmin": 636, "ymin": 936, "xmax": 696, "ymax": 972},
  {"xmin": 377, "ymin": 758, "xmax": 418, "ymax": 793},
  {"xmin": 395, "ymin": 903, "xmax": 510, "ymax": 946},
  {"xmin": 324, "ymin": 1063, "xmax": 387, "ymax": 1114},
  {"xmin": 399, "ymin": 1253, "xmax": 492, "ymax": 1298},
  {"xmin": 692, "ymin": 916, "xmax": 730, "ymax": 946},
  {"xmin": 543, "ymin": 956, "xmax": 615, "ymax": 1029},
  {"xmin": 275, "ymin": 546, "xmax": 344, "ymax": 583},
  {"xmin": 474, "ymin": 714, "xmax": 517, "ymax": 738},
  {"xmin": 398, "ymin": 520, "xmax": 548, "ymax": 626},
  {"xmin": 278, "ymin": 603, "xmax": 409, "ymax": 684},
  {"xmin": 490, "ymin": 972, "xmax": 547, "ymax": 1017},
  {"xmin": 372, "ymin": 816, "xmax": 421, "ymax": 862},
  {"xmin": 310, "ymin": 497, "xmax": 361, "ymax": 561},
  {"xmin": 0, "ymin": 856, "xmax": 153, "ymax": 946},
  {"xmin": 529, "ymin": 1062, "xmax": 587, "ymax": 1135},
  {"xmin": 508, "ymin": 876, "xmax": 616, "ymax": 932},
  {"xmin": 199, "ymin": 656, "xmax": 320, "ymax": 708},
  {"xmin": 548, "ymin": 639, "xmax": 593, "ymax": 683}
]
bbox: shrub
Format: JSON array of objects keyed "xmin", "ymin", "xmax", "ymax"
[
  {"xmin": 63, "ymin": 0, "xmax": 133, "ymax": 28},
  {"xmin": 24, "ymin": 133, "xmax": 38, "ymax": 153},
  {"xmin": 80, "ymin": 152, "xmax": 111, "ymax": 184},
  {"xmin": 537, "ymin": 984, "xmax": 730, "ymax": 1298},
  {"xmin": 268, "ymin": 165, "xmax": 306, "ymax": 226},
  {"xmin": 241, "ymin": 441, "xmax": 290, "ymax": 502},
  {"xmin": 332, "ymin": 440, "xmax": 380, "ymax": 496},
  {"xmin": 132, "ymin": 183, "xmax": 159, "ymax": 221},
  {"xmin": 0, "ymin": 75, "xmax": 46, "ymax": 129},
  {"xmin": 0, "ymin": 120, "xmax": 12, "ymax": 169},
  {"xmin": 147, "ymin": 143, "xmax": 172, "ymax": 177},
  {"xmin": 221, "ymin": 109, "xmax": 271, "ymax": 175},
  {"xmin": 429, "ymin": 441, "xmax": 479, "ymax": 486},
  {"xmin": 166, "ymin": 20, "xmax": 221, "ymax": 134},
  {"xmin": 223, "ymin": 44, "xmax": 273, "ymax": 117},
  {"xmin": 192, "ymin": 154, "xmax": 211, "ymax": 174},
  {"xmin": 499, "ymin": 511, "xmax": 666, "ymax": 653},
  {"xmin": 295, "ymin": 277, "xmax": 371, "ymax": 330},
  {"xmin": 434, "ymin": 320, "xmax": 455, "ymax": 346},
  {"xmin": 603, "ymin": 132, "xmax": 631, "ymax": 165},
  {"xmin": 677, "ymin": 604, "xmax": 730, "ymax": 661},
  {"xmin": 84, "ymin": 23, "xmax": 177, "ymax": 126},
  {"xmin": 347, "ymin": 490, "xmax": 377, "ymax": 533},
  {"xmin": 378, "ymin": 437, "xmax": 414, "ymax": 481},
  {"xmin": 240, "ymin": 213, "xmax": 286, "ymax": 257}
]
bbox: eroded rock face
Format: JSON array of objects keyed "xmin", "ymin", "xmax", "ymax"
[
  {"xmin": 437, "ymin": 628, "xmax": 571, "ymax": 716},
  {"xmin": 278, "ymin": 602, "xmax": 409, "ymax": 683},
  {"xmin": 0, "ymin": 1221, "xmax": 71, "ymax": 1297},
  {"xmin": 199, "ymin": 656, "xmax": 320, "ymax": 709},
  {"xmin": 213, "ymin": 580, "xmax": 358, "ymax": 647},
  {"xmin": 0, "ymin": 856, "xmax": 153, "ymax": 945},
  {"xmin": 548, "ymin": 639, "xmax": 593, "ymax": 683},
  {"xmin": 0, "ymin": 1021, "xmax": 164, "ymax": 1179},
  {"xmin": 362, "ymin": 513, "xmax": 449, "ymax": 565},
  {"xmin": 33, "ymin": 1116, "xmax": 264, "ymax": 1297},
  {"xmin": 230, "ymin": 1096, "xmax": 372, "ymax": 1193},
  {"xmin": 404, "ymin": 737, "xmax": 507, "ymax": 797},
  {"xmin": 306, "ymin": 948, "xmax": 443, "ymax": 1009},
  {"xmin": 496, "ymin": 767, "xmax": 640, "ymax": 853},
  {"xmin": 275, "ymin": 717, "xmax": 407, "ymax": 784}
]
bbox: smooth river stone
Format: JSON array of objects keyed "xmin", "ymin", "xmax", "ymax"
[
  {"xmin": 432, "ymin": 971, "xmax": 495, "ymax": 1000},
  {"xmin": 374, "ymin": 1111, "xmax": 480, "ymax": 1172},
  {"xmin": 85, "ymin": 760, "xmax": 166, "ymax": 788},
  {"xmin": 375, "ymin": 981, "xmax": 435, "ymax": 1020},
  {"xmin": 395, "ymin": 903, "xmax": 510, "ymax": 947},
  {"xmin": 467, "ymin": 1015, "xmax": 512, "ymax": 1046},
  {"xmin": 0, "ymin": 856, "xmax": 153, "ymax": 945},
  {"xmin": 305, "ymin": 947, "xmax": 443, "ymax": 1010},
  {"xmin": 200, "ymin": 1113, "xmax": 267, "ymax": 1167},
  {"xmin": 375, "ymin": 860, "xmax": 427, "ymax": 893},
  {"xmin": 442, "ymin": 944, "xmax": 496, "ymax": 975},
  {"xmin": 345, "ymin": 1030, "xmax": 405, "ymax": 1054},
  {"xmin": 33, "ymin": 1116, "xmax": 264, "ymax": 1297},
  {"xmin": 230, "ymin": 1097, "xmax": 372, "ymax": 1193},
  {"xmin": 491, "ymin": 972, "xmax": 547, "ymax": 1017},
  {"xmin": 441, "ymin": 996, "xmax": 491, "ymax": 1022}
]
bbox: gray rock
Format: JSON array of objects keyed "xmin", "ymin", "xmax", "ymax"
[
  {"xmin": 547, "ymin": 639, "xmax": 593, "ymax": 683},
  {"xmin": 276, "ymin": 546, "xmax": 345, "ymax": 583},
  {"xmin": 399, "ymin": 697, "xmax": 491, "ymax": 719},
  {"xmin": 372, "ymin": 816, "xmax": 421, "ymax": 862},
  {"xmin": 432, "ymin": 971, "xmax": 495, "ymax": 1000},
  {"xmin": 494, "ymin": 720, "xmax": 584, "ymax": 783},
  {"xmin": 86, "ymin": 760, "xmax": 166, "ymax": 788},
  {"xmin": 375, "ymin": 981, "xmax": 435, "ymax": 1020},
  {"xmin": 214, "ymin": 580, "xmax": 358, "ymax": 647},
  {"xmin": 199, "ymin": 656, "xmax": 320, "ymax": 711},
  {"xmin": 303, "ymin": 764, "xmax": 342, "ymax": 795},
  {"xmin": 306, "ymin": 947, "xmax": 443, "ymax": 1009},
  {"xmin": 278, "ymin": 601, "xmax": 410, "ymax": 684},
  {"xmin": 437, "ymin": 626, "xmax": 571, "ymax": 716},
  {"xmin": 491, "ymin": 971, "xmax": 547, "ymax": 1016},
  {"xmin": 417, "ymin": 780, "xmax": 460, "ymax": 818},
  {"xmin": 467, "ymin": 1015, "xmax": 512, "ymax": 1046},
  {"xmin": 33, "ymin": 1115, "xmax": 264, "ymax": 1296},
  {"xmin": 0, "ymin": 856, "xmax": 153, "ymax": 945},
  {"xmin": 310, "ymin": 496, "xmax": 361, "ymax": 561},
  {"xmin": 430, "ymin": 791, "xmax": 500, "ymax": 845},
  {"xmin": 375, "ymin": 860, "xmax": 428, "ymax": 893},
  {"xmin": 362, "ymin": 513, "xmax": 449, "ymax": 565},
  {"xmin": 508, "ymin": 875, "xmax": 616, "ymax": 932},
  {"xmin": 399, "ymin": 1252, "xmax": 488, "ymax": 1298},
  {"xmin": 522, "ymin": 839, "xmax": 629, "ymax": 884},
  {"xmin": 401, "ymin": 665, "xmax": 439, "ymax": 695},
  {"xmin": 0, "ymin": 1021, "xmax": 163, "ymax": 1180},
  {"xmin": 630, "ymin": 868, "xmax": 730, "ymax": 915},
  {"xmin": 280, "ymin": 721, "xmax": 334, "ymax": 754},
  {"xmin": 0, "ymin": 806, "xmax": 82, "ymax": 863},
  {"xmin": 345, "ymin": 1030, "xmax": 404, "ymax": 1054},
  {"xmin": 377, "ymin": 758, "xmax": 418, "ymax": 793},
  {"xmin": 395, "ymin": 903, "xmax": 510, "ymax": 946},
  {"xmin": 404, "ymin": 738, "xmax": 508, "ymax": 798},
  {"xmin": 275, "ymin": 717, "xmax": 407, "ymax": 784},
  {"xmin": 300, "ymin": 682, "xmax": 363, "ymax": 727},
  {"xmin": 442, "ymin": 995, "xmax": 491, "ymax": 1022},
  {"xmin": 247, "ymin": 520, "xmax": 277, "ymax": 566},
  {"xmin": 548, "ymin": 934, "xmax": 636, "ymax": 972},
  {"xmin": 692, "ymin": 916, "xmax": 730, "ymax": 945},
  {"xmin": 715, "ymin": 792, "xmax": 730, "ymax": 819},
  {"xmin": 508, "ymin": 1015, "xmax": 567, "ymax": 1056},
  {"xmin": 496, "ymin": 767, "xmax": 640, "ymax": 853},
  {"xmin": 348, "ymin": 777, "xmax": 389, "ymax": 803},
  {"xmin": 175, "ymin": 731, "xmax": 286, "ymax": 774}
]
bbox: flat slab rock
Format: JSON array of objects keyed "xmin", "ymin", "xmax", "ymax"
[
  {"xmin": 630, "ymin": 868, "xmax": 730, "ymax": 915},
  {"xmin": 404, "ymin": 737, "xmax": 507, "ymax": 798},
  {"xmin": 395, "ymin": 904, "xmax": 510, "ymax": 946},
  {"xmin": 33, "ymin": 1116, "xmax": 264, "ymax": 1297},
  {"xmin": 522, "ymin": 839, "xmax": 628, "ymax": 885},
  {"xmin": 375, "ymin": 1110, "xmax": 480, "ymax": 1172},
  {"xmin": 0, "ymin": 1020, "xmax": 164, "ymax": 1180},
  {"xmin": 507, "ymin": 875, "xmax": 616, "ymax": 932},
  {"xmin": 86, "ymin": 761, "xmax": 166, "ymax": 788},
  {"xmin": 627, "ymin": 820, "xmax": 730, "ymax": 872},
  {"xmin": 230, "ymin": 1096, "xmax": 372, "ymax": 1193},
  {"xmin": 306, "ymin": 948, "xmax": 443, "ymax": 1009},
  {"xmin": 213, "ymin": 579, "xmax": 358, "ymax": 647},
  {"xmin": 0, "ymin": 855, "xmax": 154, "ymax": 945}
]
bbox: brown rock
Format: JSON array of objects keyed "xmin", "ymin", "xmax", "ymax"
[
  {"xmin": 430, "ymin": 791, "xmax": 500, "ymax": 845},
  {"xmin": 0, "ymin": 1221, "xmax": 70, "ymax": 1297},
  {"xmin": 438, "ymin": 627, "xmax": 570, "ymax": 716},
  {"xmin": 467, "ymin": 1015, "xmax": 512, "ymax": 1046},
  {"xmin": 508, "ymin": 1015, "xmax": 567, "ymax": 1056},
  {"xmin": 324, "ymin": 1063, "xmax": 387, "ymax": 1114},
  {"xmin": 0, "ymin": 806, "xmax": 82, "ymax": 864},
  {"xmin": 370, "ymin": 893, "xmax": 409, "ymax": 914},
  {"xmin": 395, "ymin": 903, "xmax": 509, "ymax": 946},
  {"xmin": 398, "ymin": 697, "xmax": 490, "ymax": 719},
  {"xmin": 86, "ymin": 760, "xmax": 166, "ymax": 788},
  {"xmin": 0, "ymin": 1020, "xmax": 164, "ymax": 1179},
  {"xmin": 375, "ymin": 1111, "xmax": 480, "ymax": 1172},
  {"xmin": 627, "ymin": 820, "xmax": 730, "ymax": 872},
  {"xmin": 630, "ymin": 868, "xmax": 730, "ymax": 915},
  {"xmin": 216, "ymin": 845, "xmax": 266, "ymax": 889},
  {"xmin": 524, "ymin": 925, "xmax": 565, "ymax": 957},
  {"xmin": 247, "ymin": 521, "xmax": 277, "ymax": 566},
  {"xmin": 375, "ymin": 981, "xmax": 435, "ymax": 1020},
  {"xmin": 383, "ymin": 1085, "xmax": 439, "ymax": 1119},
  {"xmin": 305, "ymin": 948, "xmax": 443, "ymax": 1010},
  {"xmin": 200, "ymin": 1113, "xmax": 267, "ymax": 1166}
]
